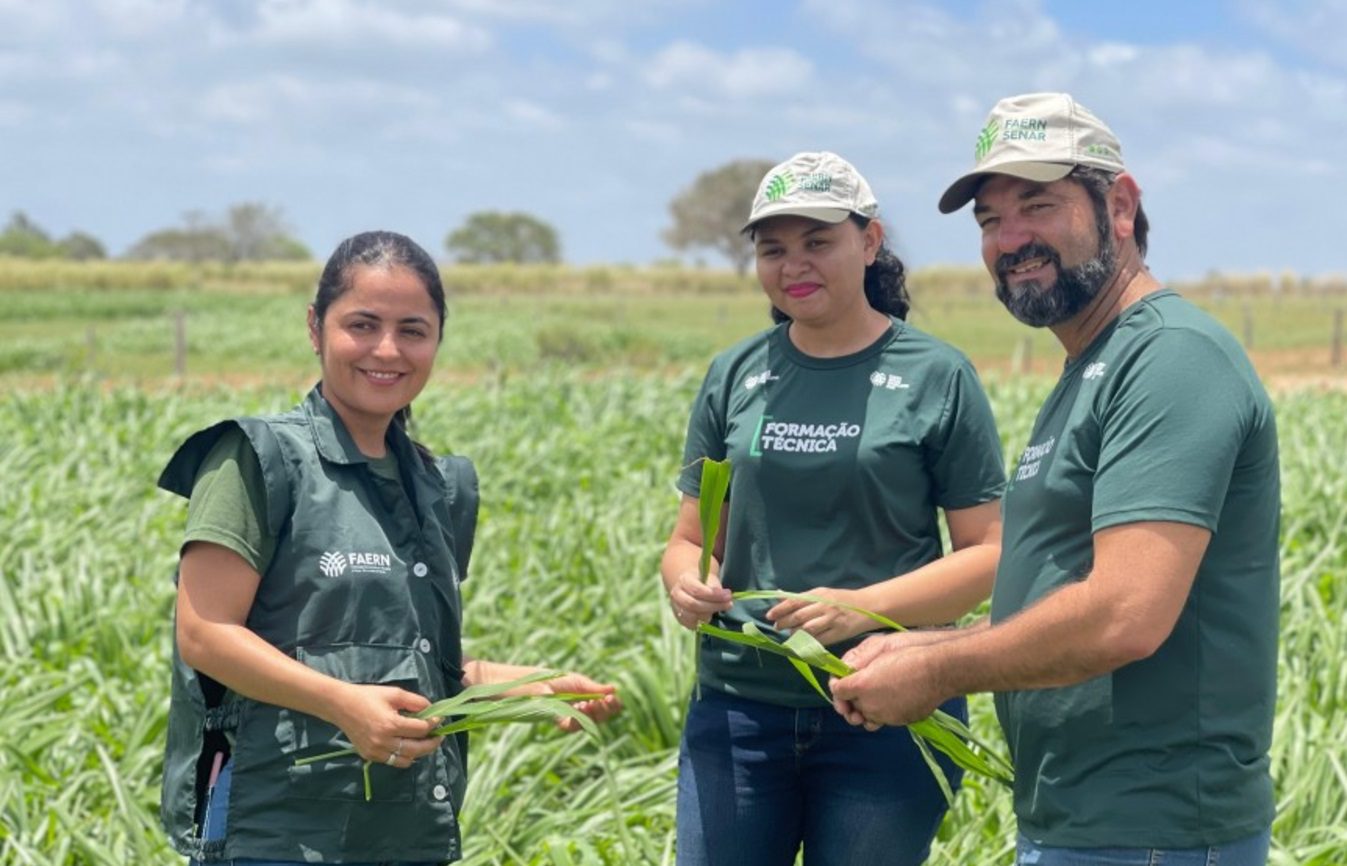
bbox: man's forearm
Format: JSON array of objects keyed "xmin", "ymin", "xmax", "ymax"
[{"xmin": 933, "ymin": 581, "xmax": 1141, "ymax": 698}]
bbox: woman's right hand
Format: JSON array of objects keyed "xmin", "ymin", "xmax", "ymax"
[
  {"xmin": 667, "ymin": 570, "xmax": 733, "ymax": 631},
  {"xmin": 327, "ymin": 682, "xmax": 444, "ymax": 770}
]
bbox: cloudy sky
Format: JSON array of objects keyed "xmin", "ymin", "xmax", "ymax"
[{"xmin": 2, "ymin": 0, "xmax": 1343, "ymax": 279}]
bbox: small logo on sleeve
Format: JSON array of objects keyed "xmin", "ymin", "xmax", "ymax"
[
  {"xmin": 1082, "ymin": 362, "xmax": 1107, "ymax": 380},
  {"xmin": 869, "ymin": 371, "xmax": 910, "ymax": 390},
  {"xmin": 743, "ymin": 369, "xmax": 778, "ymax": 390}
]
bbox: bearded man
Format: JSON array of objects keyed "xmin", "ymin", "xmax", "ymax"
[{"xmin": 832, "ymin": 93, "xmax": 1280, "ymax": 866}]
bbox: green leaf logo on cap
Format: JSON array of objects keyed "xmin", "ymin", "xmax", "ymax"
[
  {"xmin": 764, "ymin": 171, "xmax": 794, "ymax": 202},
  {"xmin": 975, "ymin": 119, "xmax": 1000, "ymax": 162}
]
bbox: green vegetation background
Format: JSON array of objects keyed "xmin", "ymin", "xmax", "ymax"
[{"xmin": 2, "ymin": 262, "xmax": 1344, "ymax": 864}]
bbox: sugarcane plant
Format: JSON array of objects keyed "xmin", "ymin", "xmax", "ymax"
[
  {"xmin": 295, "ymin": 670, "xmax": 603, "ymax": 800},
  {"xmin": 689, "ymin": 459, "xmax": 1013, "ymax": 802}
]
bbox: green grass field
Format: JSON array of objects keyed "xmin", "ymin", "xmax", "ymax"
[
  {"xmin": 3, "ymin": 374, "xmax": 1345, "ymax": 865},
  {"xmin": 2, "ymin": 266, "xmax": 1346, "ymax": 864}
]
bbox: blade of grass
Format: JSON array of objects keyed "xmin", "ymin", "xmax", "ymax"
[
  {"xmin": 293, "ymin": 675, "xmax": 604, "ymax": 801},
  {"xmin": 695, "ymin": 458, "xmax": 731, "ymax": 583},
  {"xmin": 418, "ymin": 670, "xmax": 565, "ymax": 717},
  {"xmin": 692, "ymin": 457, "xmax": 732, "ymax": 702},
  {"xmin": 732, "ymin": 589, "xmax": 906, "ymax": 632},
  {"xmin": 909, "ymin": 728, "xmax": 956, "ymax": 804},
  {"xmin": 698, "ymin": 618, "xmax": 1014, "ymax": 789}
]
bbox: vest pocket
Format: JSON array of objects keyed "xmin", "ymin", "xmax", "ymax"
[{"xmin": 282, "ymin": 642, "xmax": 442, "ymax": 803}]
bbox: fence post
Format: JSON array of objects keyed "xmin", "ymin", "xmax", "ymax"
[
  {"xmin": 174, "ymin": 311, "xmax": 187, "ymax": 377},
  {"xmin": 1013, "ymin": 336, "xmax": 1032, "ymax": 375},
  {"xmin": 1333, "ymin": 309, "xmax": 1344, "ymax": 368}
]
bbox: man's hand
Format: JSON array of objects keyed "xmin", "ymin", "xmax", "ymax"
[{"xmin": 831, "ymin": 636, "xmax": 949, "ymax": 730}]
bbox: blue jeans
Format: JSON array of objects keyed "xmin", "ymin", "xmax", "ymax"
[
  {"xmin": 676, "ymin": 687, "xmax": 964, "ymax": 866},
  {"xmin": 189, "ymin": 759, "xmax": 444, "ymax": 866},
  {"xmin": 1015, "ymin": 829, "xmax": 1272, "ymax": 866}
]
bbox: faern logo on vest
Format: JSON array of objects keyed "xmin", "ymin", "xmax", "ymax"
[
  {"xmin": 319, "ymin": 551, "xmax": 347, "ymax": 577},
  {"xmin": 318, "ymin": 550, "xmax": 393, "ymax": 577}
]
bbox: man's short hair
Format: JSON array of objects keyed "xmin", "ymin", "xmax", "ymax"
[{"xmin": 1068, "ymin": 166, "xmax": 1150, "ymax": 260}]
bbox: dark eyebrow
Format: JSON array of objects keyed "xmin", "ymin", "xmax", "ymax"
[
  {"xmin": 974, "ymin": 182, "xmax": 1054, "ymax": 216},
  {"xmin": 755, "ymin": 223, "xmax": 835, "ymax": 245},
  {"xmin": 347, "ymin": 310, "xmax": 432, "ymax": 326}
]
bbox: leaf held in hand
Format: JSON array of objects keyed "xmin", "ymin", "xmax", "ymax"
[{"xmin": 696, "ymin": 458, "xmax": 731, "ymax": 582}]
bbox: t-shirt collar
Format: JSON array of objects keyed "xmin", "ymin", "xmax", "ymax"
[{"xmin": 303, "ymin": 383, "xmax": 416, "ymax": 467}]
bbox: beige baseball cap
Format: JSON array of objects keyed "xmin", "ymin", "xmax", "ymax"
[
  {"xmin": 743, "ymin": 151, "xmax": 880, "ymax": 231},
  {"xmin": 938, "ymin": 92, "xmax": 1125, "ymax": 213}
]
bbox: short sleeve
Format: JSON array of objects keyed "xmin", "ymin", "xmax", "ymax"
[
  {"xmin": 183, "ymin": 427, "xmax": 276, "ymax": 574},
  {"xmin": 676, "ymin": 365, "xmax": 729, "ymax": 497},
  {"xmin": 926, "ymin": 361, "xmax": 1007, "ymax": 510},
  {"xmin": 1092, "ymin": 330, "xmax": 1250, "ymax": 532}
]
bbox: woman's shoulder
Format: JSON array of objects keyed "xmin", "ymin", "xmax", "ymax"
[
  {"xmin": 703, "ymin": 322, "xmax": 780, "ymax": 373},
  {"xmin": 159, "ymin": 404, "xmax": 304, "ymax": 500}
]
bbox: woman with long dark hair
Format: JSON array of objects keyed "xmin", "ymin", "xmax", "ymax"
[
  {"xmin": 662, "ymin": 153, "xmax": 1005, "ymax": 866},
  {"xmin": 158, "ymin": 231, "xmax": 620, "ymax": 865}
]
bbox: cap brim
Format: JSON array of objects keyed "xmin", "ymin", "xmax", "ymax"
[
  {"xmin": 937, "ymin": 161, "xmax": 1077, "ymax": 214},
  {"xmin": 741, "ymin": 204, "xmax": 853, "ymax": 233}
]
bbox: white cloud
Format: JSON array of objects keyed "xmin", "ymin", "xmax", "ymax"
[
  {"xmin": 625, "ymin": 118, "xmax": 682, "ymax": 142},
  {"xmin": 0, "ymin": 0, "xmax": 1341, "ymax": 276},
  {"xmin": 0, "ymin": 100, "xmax": 30, "ymax": 127},
  {"xmin": 1240, "ymin": 0, "xmax": 1347, "ymax": 69},
  {"xmin": 1123, "ymin": 45, "xmax": 1278, "ymax": 107},
  {"xmin": 1087, "ymin": 43, "xmax": 1139, "ymax": 67},
  {"xmin": 91, "ymin": 0, "xmax": 191, "ymax": 38},
  {"xmin": 444, "ymin": 0, "xmax": 708, "ymax": 28},
  {"xmin": 645, "ymin": 41, "xmax": 814, "ymax": 99},
  {"xmin": 199, "ymin": 74, "xmax": 437, "ymax": 126},
  {"xmin": 251, "ymin": 0, "xmax": 491, "ymax": 50},
  {"xmin": 504, "ymin": 99, "xmax": 563, "ymax": 129},
  {"xmin": 0, "ymin": 2, "xmax": 65, "ymax": 35}
]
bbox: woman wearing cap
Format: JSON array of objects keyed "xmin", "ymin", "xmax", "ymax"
[
  {"xmin": 661, "ymin": 152, "xmax": 1005, "ymax": 865},
  {"xmin": 157, "ymin": 230, "xmax": 621, "ymax": 865}
]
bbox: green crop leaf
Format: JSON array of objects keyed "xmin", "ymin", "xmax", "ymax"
[
  {"xmin": 733, "ymin": 589, "xmax": 907, "ymax": 633},
  {"xmin": 781, "ymin": 629, "xmax": 851, "ymax": 677},
  {"xmin": 294, "ymin": 671, "xmax": 602, "ymax": 799},
  {"xmin": 690, "ymin": 457, "xmax": 731, "ymax": 701},
  {"xmin": 697, "ymin": 619, "xmax": 1013, "ymax": 796},
  {"xmin": 417, "ymin": 670, "xmax": 564, "ymax": 717},
  {"xmin": 696, "ymin": 458, "xmax": 731, "ymax": 582}
]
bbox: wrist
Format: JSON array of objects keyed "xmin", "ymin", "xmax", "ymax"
[
  {"xmin": 924, "ymin": 636, "xmax": 968, "ymax": 701},
  {"xmin": 313, "ymin": 678, "xmax": 353, "ymax": 728}
]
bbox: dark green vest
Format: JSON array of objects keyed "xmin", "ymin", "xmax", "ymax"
[{"xmin": 158, "ymin": 387, "xmax": 478, "ymax": 863}]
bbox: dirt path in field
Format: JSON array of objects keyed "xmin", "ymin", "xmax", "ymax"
[{"xmin": 971, "ymin": 346, "xmax": 1347, "ymax": 393}]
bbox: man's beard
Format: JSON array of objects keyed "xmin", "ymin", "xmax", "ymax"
[{"xmin": 994, "ymin": 229, "xmax": 1117, "ymax": 328}]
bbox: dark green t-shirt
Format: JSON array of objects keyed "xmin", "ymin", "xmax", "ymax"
[
  {"xmin": 679, "ymin": 318, "xmax": 1006, "ymax": 706},
  {"xmin": 185, "ymin": 428, "xmax": 400, "ymax": 574},
  {"xmin": 991, "ymin": 290, "xmax": 1279, "ymax": 847}
]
